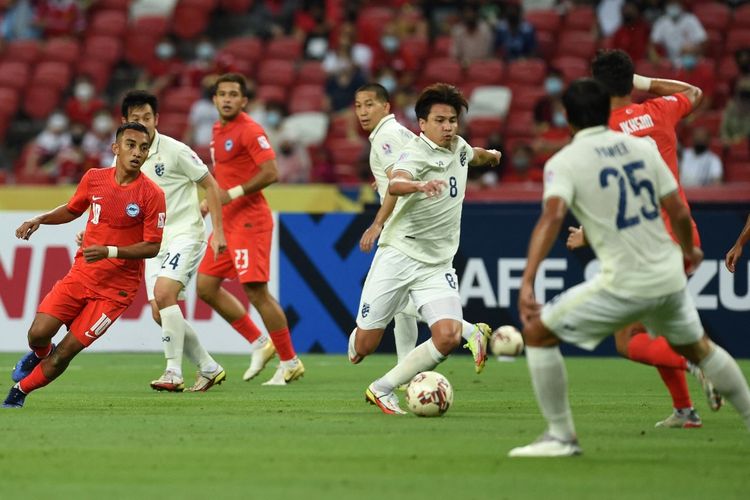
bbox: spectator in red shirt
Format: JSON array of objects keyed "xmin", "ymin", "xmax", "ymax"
[
  {"xmin": 65, "ymin": 76, "xmax": 105, "ymax": 128},
  {"xmin": 34, "ymin": 0, "xmax": 86, "ymax": 38},
  {"xmin": 611, "ymin": 1, "xmax": 651, "ymax": 62},
  {"xmin": 501, "ymin": 142, "xmax": 543, "ymax": 184}
]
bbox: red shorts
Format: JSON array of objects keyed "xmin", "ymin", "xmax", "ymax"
[
  {"xmin": 39, "ymin": 273, "xmax": 130, "ymax": 347},
  {"xmin": 198, "ymin": 229, "xmax": 271, "ymax": 283}
]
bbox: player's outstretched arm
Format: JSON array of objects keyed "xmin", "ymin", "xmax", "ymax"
[
  {"xmin": 725, "ymin": 214, "xmax": 750, "ymax": 273},
  {"xmin": 15, "ymin": 204, "xmax": 80, "ymax": 240},
  {"xmin": 82, "ymin": 241, "xmax": 161, "ymax": 263},
  {"xmin": 199, "ymin": 173, "xmax": 227, "ymax": 257},
  {"xmin": 633, "ymin": 74, "xmax": 703, "ymax": 109},
  {"xmin": 661, "ymin": 191, "xmax": 703, "ymax": 274},
  {"xmin": 388, "ymin": 171, "xmax": 446, "ymax": 197},
  {"xmin": 469, "ymin": 148, "xmax": 501, "ymax": 167},
  {"xmin": 360, "ymin": 190, "xmax": 397, "ymax": 253},
  {"xmin": 519, "ymin": 197, "xmax": 568, "ymax": 327}
]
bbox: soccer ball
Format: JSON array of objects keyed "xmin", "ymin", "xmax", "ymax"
[
  {"xmin": 490, "ymin": 325, "xmax": 524, "ymax": 357},
  {"xmin": 405, "ymin": 371, "xmax": 453, "ymax": 417}
]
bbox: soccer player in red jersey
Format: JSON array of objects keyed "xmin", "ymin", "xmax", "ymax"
[
  {"xmin": 196, "ymin": 73, "xmax": 304, "ymax": 385},
  {"xmin": 566, "ymin": 49, "xmax": 722, "ymax": 428},
  {"xmin": 3, "ymin": 122, "xmax": 166, "ymax": 408}
]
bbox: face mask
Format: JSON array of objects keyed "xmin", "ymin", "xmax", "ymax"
[
  {"xmin": 195, "ymin": 42, "xmax": 215, "ymax": 61},
  {"xmin": 381, "ymin": 35, "xmax": 400, "ymax": 53},
  {"xmin": 693, "ymin": 143, "xmax": 708, "ymax": 154},
  {"xmin": 74, "ymin": 82, "xmax": 94, "ymax": 101},
  {"xmin": 665, "ymin": 4, "xmax": 682, "ymax": 20},
  {"xmin": 156, "ymin": 42, "xmax": 175, "ymax": 60},
  {"xmin": 552, "ymin": 111, "xmax": 567, "ymax": 128},
  {"xmin": 93, "ymin": 114, "xmax": 113, "ymax": 135},
  {"xmin": 379, "ymin": 76, "xmax": 397, "ymax": 94},
  {"xmin": 681, "ymin": 54, "xmax": 697, "ymax": 70},
  {"xmin": 544, "ymin": 77, "xmax": 563, "ymax": 96},
  {"xmin": 513, "ymin": 155, "xmax": 530, "ymax": 170},
  {"xmin": 266, "ymin": 110, "xmax": 282, "ymax": 128},
  {"xmin": 405, "ymin": 106, "xmax": 417, "ymax": 121},
  {"xmin": 48, "ymin": 113, "xmax": 68, "ymax": 132}
]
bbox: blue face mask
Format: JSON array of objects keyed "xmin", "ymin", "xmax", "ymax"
[
  {"xmin": 379, "ymin": 76, "xmax": 397, "ymax": 94},
  {"xmin": 381, "ymin": 35, "xmax": 400, "ymax": 53},
  {"xmin": 266, "ymin": 111, "xmax": 282, "ymax": 128},
  {"xmin": 544, "ymin": 77, "xmax": 563, "ymax": 96},
  {"xmin": 681, "ymin": 54, "xmax": 697, "ymax": 70},
  {"xmin": 552, "ymin": 110, "xmax": 567, "ymax": 128}
]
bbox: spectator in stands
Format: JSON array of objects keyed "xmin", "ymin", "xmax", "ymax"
[
  {"xmin": 184, "ymin": 76, "xmax": 219, "ymax": 148},
  {"xmin": 532, "ymin": 68, "xmax": 570, "ymax": 162},
  {"xmin": 494, "ymin": 2, "xmax": 537, "ymax": 61},
  {"xmin": 610, "ymin": 0, "xmax": 650, "ymax": 62},
  {"xmin": 23, "ymin": 111, "xmax": 70, "ymax": 176},
  {"xmin": 137, "ymin": 36, "xmax": 183, "ymax": 95},
  {"xmin": 34, "ymin": 0, "xmax": 86, "ymax": 38},
  {"xmin": 82, "ymin": 109, "xmax": 115, "ymax": 169},
  {"xmin": 392, "ymin": 2, "xmax": 428, "ymax": 40},
  {"xmin": 501, "ymin": 142, "xmax": 543, "ymax": 184},
  {"xmin": 263, "ymin": 101, "xmax": 312, "ymax": 183},
  {"xmin": 468, "ymin": 131, "xmax": 502, "ymax": 188},
  {"xmin": 296, "ymin": 0, "xmax": 330, "ymax": 60},
  {"xmin": 0, "ymin": 0, "xmax": 39, "ymax": 41},
  {"xmin": 642, "ymin": 0, "xmax": 665, "ymax": 25},
  {"xmin": 450, "ymin": 5, "xmax": 494, "ymax": 67},
  {"xmin": 54, "ymin": 123, "xmax": 88, "ymax": 183},
  {"xmin": 325, "ymin": 55, "xmax": 367, "ymax": 114},
  {"xmin": 248, "ymin": 0, "xmax": 297, "ymax": 38},
  {"xmin": 323, "ymin": 25, "xmax": 372, "ymax": 76},
  {"xmin": 673, "ymin": 45, "xmax": 715, "ymax": 114},
  {"xmin": 597, "ymin": 0, "xmax": 625, "ymax": 38},
  {"xmin": 649, "ymin": 0, "xmax": 706, "ymax": 66},
  {"xmin": 680, "ymin": 126, "xmax": 723, "ymax": 187},
  {"xmin": 721, "ymin": 78, "xmax": 750, "ymax": 146},
  {"xmin": 64, "ymin": 76, "xmax": 105, "ymax": 129}
]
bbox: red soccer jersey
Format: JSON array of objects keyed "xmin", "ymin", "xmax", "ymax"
[
  {"xmin": 211, "ymin": 112, "xmax": 276, "ymax": 233},
  {"xmin": 67, "ymin": 168, "xmax": 166, "ymax": 303}
]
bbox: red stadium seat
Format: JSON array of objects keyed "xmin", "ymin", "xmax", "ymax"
[
  {"xmin": 525, "ymin": 9, "xmax": 561, "ymax": 34},
  {"xmin": 257, "ymin": 59, "xmax": 296, "ymax": 87},
  {"xmin": 551, "ymin": 56, "xmax": 589, "ymax": 83},
  {"xmin": 89, "ymin": 10, "xmax": 128, "ymax": 37},
  {"xmin": 327, "ymin": 114, "xmax": 353, "ymax": 139},
  {"xmin": 563, "ymin": 6, "xmax": 595, "ymax": 31},
  {"xmin": 727, "ymin": 140, "xmax": 750, "ymax": 162},
  {"xmin": 96, "ymin": 0, "xmax": 130, "ymax": 10},
  {"xmin": 132, "ymin": 16, "xmax": 169, "ymax": 39},
  {"xmin": 171, "ymin": 5, "xmax": 210, "ymax": 40},
  {"xmin": 180, "ymin": 0, "xmax": 218, "ymax": 9},
  {"xmin": 467, "ymin": 117, "xmax": 503, "ymax": 139},
  {"xmin": 433, "ymin": 36, "xmax": 452, "ymax": 57},
  {"xmin": 23, "ymin": 85, "xmax": 62, "ymax": 120},
  {"xmin": 465, "ymin": 59, "xmax": 505, "ymax": 86},
  {"xmin": 634, "ymin": 58, "xmax": 674, "ymax": 79},
  {"xmin": 42, "ymin": 38, "xmax": 80, "ymax": 65},
  {"xmin": 504, "ymin": 110, "xmax": 535, "ymax": 138},
  {"xmin": 506, "ymin": 58, "xmax": 547, "ymax": 85},
  {"xmin": 0, "ymin": 87, "xmax": 20, "ymax": 117},
  {"xmin": 123, "ymin": 32, "xmax": 158, "ymax": 67},
  {"xmin": 84, "ymin": 35, "xmax": 123, "ymax": 65},
  {"xmin": 420, "ymin": 58, "xmax": 463, "ymax": 87},
  {"xmin": 689, "ymin": 111, "xmax": 723, "ymax": 137},
  {"xmin": 297, "ymin": 61, "xmax": 326, "ymax": 84},
  {"xmin": 328, "ymin": 137, "xmax": 366, "ymax": 167},
  {"xmin": 2, "ymin": 39, "xmax": 41, "ymax": 64},
  {"xmin": 534, "ymin": 29, "xmax": 556, "ymax": 62},
  {"xmin": 731, "ymin": 4, "xmax": 750, "ymax": 29},
  {"xmin": 356, "ymin": 7, "xmax": 394, "ymax": 46},
  {"xmin": 705, "ymin": 29, "xmax": 725, "ymax": 60},
  {"xmin": 725, "ymin": 29, "xmax": 750, "ymax": 55},
  {"xmin": 718, "ymin": 55, "xmax": 739, "ymax": 83},
  {"xmin": 220, "ymin": 36, "xmax": 263, "ymax": 64},
  {"xmin": 400, "ymin": 36, "xmax": 430, "ymax": 64},
  {"xmin": 162, "ymin": 87, "xmax": 201, "ymax": 114},
  {"xmin": 32, "ymin": 61, "xmax": 72, "ymax": 91},
  {"xmin": 256, "ymin": 85, "xmax": 287, "ymax": 104},
  {"xmin": 289, "ymin": 84, "xmax": 326, "ymax": 114},
  {"xmin": 555, "ymin": 31, "xmax": 598, "ymax": 59},
  {"xmin": 0, "ymin": 62, "xmax": 30, "ymax": 91},
  {"xmin": 724, "ymin": 161, "xmax": 750, "ymax": 182},
  {"xmin": 265, "ymin": 36, "xmax": 303, "ymax": 60},
  {"xmin": 508, "ymin": 84, "xmax": 546, "ymax": 111},
  {"xmin": 219, "ymin": 0, "xmax": 253, "ymax": 14},
  {"xmin": 193, "ymin": 144, "xmax": 212, "ymax": 165},
  {"xmin": 157, "ymin": 112, "xmax": 189, "ymax": 139},
  {"xmin": 77, "ymin": 59, "xmax": 112, "ymax": 92},
  {"xmin": 693, "ymin": 2, "xmax": 731, "ymax": 31}
]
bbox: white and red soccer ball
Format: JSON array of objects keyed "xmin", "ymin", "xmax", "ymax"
[
  {"xmin": 405, "ymin": 371, "xmax": 453, "ymax": 417},
  {"xmin": 490, "ymin": 325, "xmax": 524, "ymax": 357}
]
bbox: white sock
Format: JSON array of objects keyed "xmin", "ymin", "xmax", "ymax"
[
  {"xmin": 183, "ymin": 320, "xmax": 218, "ymax": 373},
  {"xmin": 160, "ymin": 305, "xmax": 185, "ymax": 376},
  {"xmin": 525, "ymin": 346, "xmax": 576, "ymax": 441},
  {"xmin": 460, "ymin": 320, "xmax": 477, "ymax": 341},
  {"xmin": 699, "ymin": 345, "xmax": 750, "ymax": 430},
  {"xmin": 394, "ymin": 312, "xmax": 419, "ymax": 363},
  {"xmin": 377, "ymin": 339, "xmax": 445, "ymax": 393}
]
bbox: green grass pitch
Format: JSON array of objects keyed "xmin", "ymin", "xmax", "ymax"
[{"xmin": 0, "ymin": 352, "xmax": 747, "ymax": 500}]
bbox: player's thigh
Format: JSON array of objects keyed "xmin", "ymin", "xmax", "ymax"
[
  {"xmin": 148, "ymin": 238, "xmax": 207, "ymax": 301},
  {"xmin": 68, "ymin": 297, "xmax": 130, "ymax": 348},
  {"xmin": 410, "ymin": 264, "xmax": 461, "ymax": 323},
  {"xmin": 356, "ymin": 247, "xmax": 414, "ymax": 330},
  {"xmin": 642, "ymin": 288, "xmax": 703, "ymax": 347},
  {"xmin": 38, "ymin": 273, "xmax": 88, "ymax": 326},
  {"xmin": 541, "ymin": 281, "xmax": 646, "ymax": 351}
]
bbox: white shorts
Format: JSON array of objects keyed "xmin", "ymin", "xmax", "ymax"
[
  {"xmin": 356, "ymin": 246, "xmax": 461, "ymax": 330},
  {"xmin": 541, "ymin": 280, "xmax": 703, "ymax": 351},
  {"xmin": 145, "ymin": 238, "xmax": 207, "ymax": 301}
]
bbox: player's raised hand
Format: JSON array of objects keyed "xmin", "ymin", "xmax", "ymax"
[
  {"xmin": 359, "ymin": 223, "xmax": 382, "ymax": 253},
  {"xmin": 417, "ymin": 179, "xmax": 447, "ymax": 198},
  {"xmin": 725, "ymin": 243, "xmax": 743, "ymax": 273},
  {"xmin": 684, "ymin": 246, "xmax": 704, "ymax": 276},
  {"xmin": 518, "ymin": 283, "xmax": 541, "ymax": 328},
  {"xmin": 15, "ymin": 218, "xmax": 41, "ymax": 240},
  {"xmin": 82, "ymin": 245, "xmax": 108, "ymax": 263},
  {"xmin": 566, "ymin": 226, "xmax": 586, "ymax": 250}
]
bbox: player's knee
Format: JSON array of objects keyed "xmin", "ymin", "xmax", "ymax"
[
  {"xmin": 196, "ymin": 284, "xmax": 216, "ymax": 304},
  {"xmin": 521, "ymin": 320, "xmax": 557, "ymax": 348}
]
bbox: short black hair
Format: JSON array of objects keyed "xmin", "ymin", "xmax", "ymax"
[
  {"xmin": 214, "ymin": 73, "xmax": 249, "ymax": 97},
  {"xmin": 562, "ymin": 78, "xmax": 611, "ymax": 129},
  {"xmin": 121, "ymin": 90, "xmax": 158, "ymax": 118},
  {"xmin": 591, "ymin": 49, "xmax": 634, "ymax": 97},
  {"xmin": 414, "ymin": 83, "xmax": 468, "ymax": 121},
  {"xmin": 115, "ymin": 121, "xmax": 149, "ymax": 140},
  {"xmin": 355, "ymin": 83, "xmax": 390, "ymax": 103}
]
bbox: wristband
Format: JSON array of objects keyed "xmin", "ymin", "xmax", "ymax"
[
  {"xmin": 228, "ymin": 185, "xmax": 244, "ymax": 200},
  {"xmin": 107, "ymin": 246, "xmax": 118, "ymax": 258},
  {"xmin": 632, "ymin": 74, "xmax": 652, "ymax": 91}
]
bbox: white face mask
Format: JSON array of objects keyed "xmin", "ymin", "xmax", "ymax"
[
  {"xmin": 195, "ymin": 42, "xmax": 215, "ymax": 61},
  {"xmin": 48, "ymin": 113, "xmax": 68, "ymax": 132},
  {"xmin": 665, "ymin": 3, "xmax": 682, "ymax": 19},
  {"xmin": 93, "ymin": 114, "xmax": 113, "ymax": 135},
  {"xmin": 74, "ymin": 82, "xmax": 94, "ymax": 101},
  {"xmin": 156, "ymin": 42, "xmax": 175, "ymax": 60}
]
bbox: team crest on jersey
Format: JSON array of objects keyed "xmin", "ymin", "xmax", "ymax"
[
  {"xmin": 398, "ymin": 152, "xmax": 409, "ymax": 162},
  {"xmin": 460, "ymin": 150, "xmax": 467, "ymax": 166},
  {"xmin": 154, "ymin": 163, "xmax": 165, "ymax": 176},
  {"xmin": 225, "ymin": 139, "xmax": 234, "ymax": 151},
  {"xmin": 257, "ymin": 135, "xmax": 271, "ymax": 150},
  {"xmin": 157, "ymin": 212, "xmax": 166, "ymax": 228},
  {"xmin": 126, "ymin": 203, "xmax": 140, "ymax": 217},
  {"xmin": 361, "ymin": 302, "xmax": 370, "ymax": 318},
  {"xmin": 382, "ymin": 143, "xmax": 392, "ymax": 155}
]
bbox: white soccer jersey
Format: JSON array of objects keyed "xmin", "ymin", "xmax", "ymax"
[
  {"xmin": 380, "ymin": 133, "xmax": 474, "ymax": 265},
  {"xmin": 543, "ymin": 126, "xmax": 685, "ymax": 298},
  {"xmin": 140, "ymin": 131, "xmax": 209, "ymax": 244},
  {"xmin": 368, "ymin": 114, "xmax": 415, "ymax": 202}
]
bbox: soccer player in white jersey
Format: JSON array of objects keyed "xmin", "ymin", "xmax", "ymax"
[
  {"xmin": 349, "ymin": 83, "xmax": 501, "ymax": 414},
  {"xmin": 121, "ymin": 90, "xmax": 229, "ymax": 392},
  {"xmin": 509, "ymin": 79, "xmax": 750, "ymax": 457},
  {"xmin": 354, "ymin": 83, "xmax": 492, "ymax": 367}
]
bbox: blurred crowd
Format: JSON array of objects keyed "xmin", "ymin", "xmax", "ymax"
[{"xmin": 0, "ymin": 0, "xmax": 747, "ymax": 188}]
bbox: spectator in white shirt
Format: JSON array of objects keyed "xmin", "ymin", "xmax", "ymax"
[
  {"xmin": 649, "ymin": 0, "xmax": 706, "ymax": 66},
  {"xmin": 680, "ymin": 127, "xmax": 723, "ymax": 187}
]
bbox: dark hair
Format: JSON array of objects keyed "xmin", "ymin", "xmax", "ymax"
[
  {"xmin": 214, "ymin": 73, "xmax": 249, "ymax": 97},
  {"xmin": 115, "ymin": 121, "xmax": 149, "ymax": 140},
  {"xmin": 121, "ymin": 90, "xmax": 158, "ymax": 118},
  {"xmin": 591, "ymin": 49, "xmax": 634, "ymax": 97},
  {"xmin": 414, "ymin": 83, "xmax": 468, "ymax": 121},
  {"xmin": 355, "ymin": 83, "xmax": 390, "ymax": 103},
  {"xmin": 561, "ymin": 78, "xmax": 611, "ymax": 129}
]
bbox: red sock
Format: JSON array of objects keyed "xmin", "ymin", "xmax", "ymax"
[
  {"xmin": 626, "ymin": 333, "xmax": 687, "ymax": 370},
  {"xmin": 231, "ymin": 315, "xmax": 262, "ymax": 343},
  {"xmin": 656, "ymin": 366, "xmax": 693, "ymax": 409},
  {"xmin": 32, "ymin": 344, "xmax": 53, "ymax": 359},
  {"xmin": 19, "ymin": 364, "xmax": 51, "ymax": 394},
  {"xmin": 269, "ymin": 327, "xmax": 296, "ymax": 361}
]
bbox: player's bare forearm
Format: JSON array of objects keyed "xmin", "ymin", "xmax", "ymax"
[
  {"xmin": 360, "ymin": 192, "xmax": 397, "ymax": 252},
  {"xmin": 82, "ymin": 241, "xmax": 161, "ymax": 263},
  {"xmin": 200, "ymin": 174, "xmax": 227, "ymax": 254},
  {"xmin": 15, "ymin": 205, "xmax": 80, "ymax": 240},
  {"xmin": 389, "ymin": 177, "xmax": 446, "ymax": 197},
  {"xmin": 725, "ymin": 214, "xmax": 750, "ymax": 273},
  {"xmin": 469, "ymin": 148, "xmax": 501, "ymax": 167},
  {"xmin": 522, "ymin": 198, "xmax": 567, "ymax": 287},
  {"xmin": 638, "ymin": 74, "xmax": 703, "ymax": 108}
]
